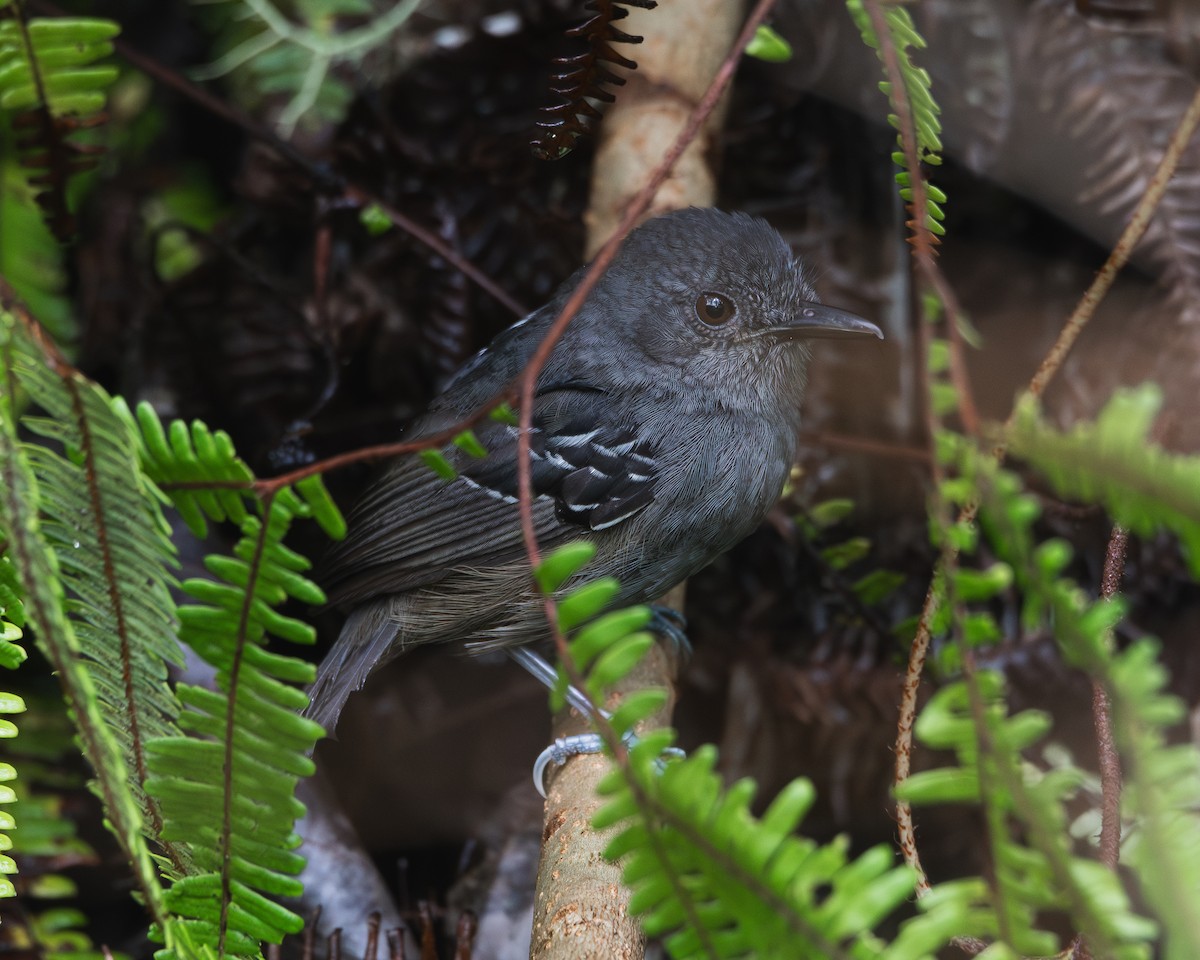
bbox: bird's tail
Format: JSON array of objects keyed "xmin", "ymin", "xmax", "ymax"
[{"xmin": 305, "ymin": 600, "xmax": 401, "ymax": 737}]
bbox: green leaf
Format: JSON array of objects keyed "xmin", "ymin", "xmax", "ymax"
[
  {"xmin": 808, "ymin": 497, "xmax": 855, "ymax": 529},
  {"xmin": 557, "ymin": 577, "xmax": 620, "ymax": 631},
  {"xmin": 419, "ymin": 448, "xmax": 457, "ymax": 481},
  {"xmin": 585, "ymin": 632, "xmax": 653, "ymax": 696},
  {"xmin": 452, "ymin": 430, "xmax": 488, "ymax": 459},
  {"xmin": 535, "ymin": 542, "xmax": 596, "ymax": 594},
  {"xmin": 1010, "ymin": 386, "xmax": 1200, "ymax": 577},
  {"xmin": 821, "ymin": 536, "xmax": 870, "ymax": 570},
  {"xmin": 358, "ymin": 203, "xmax": 392, "ymax": 235},
  {"xmin": 745, "ymin": 24, "xmax": 792, "ymax": 62},
  {"xmin": 569, "ymin": 608, "xmax": 652, "ymax": 672},
  {"xmin": 853, "ymin": 568, "xmax": 905, "ymax": 605},
  {"xmin": 490, "ymin": 402, "xmax": 519, "ymax": 426},
  {"xmin": 606, "ymin": 688, "xmax": 667, "ymax": 740},
  {"xmin": 951, "ymin": 563, "xmax": 1013, "ymax": 602}
]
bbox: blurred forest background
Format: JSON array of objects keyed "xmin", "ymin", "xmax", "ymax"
[{"xmin": 4, "ymin": 0, "xmax": 1200, "ymax": 957}]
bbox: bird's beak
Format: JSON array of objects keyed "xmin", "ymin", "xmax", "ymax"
[{"xmin": 770, "ymin": 303, "xmax": 884, "ymax": 341}]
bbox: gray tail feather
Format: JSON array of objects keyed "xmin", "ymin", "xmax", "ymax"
[{"xmin": 306, "ymin": 601, "xmax": 399, "ymax": 737}]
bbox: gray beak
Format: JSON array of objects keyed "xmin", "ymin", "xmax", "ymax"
[{"xmin": 772, "ymin": 303, "xmax": 884, "ymax": 341}]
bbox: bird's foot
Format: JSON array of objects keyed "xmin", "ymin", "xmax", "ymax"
[
  {"xmin": 648, "ymin": 604, "xmax": 691, "ymax": 660},
  {"xmin": 532, "ymin": 731, "xmax": 685, "ymax": 797},
  {"xmin": 507, "ymin": 640, "xmax": 688, "ymax": 797}
]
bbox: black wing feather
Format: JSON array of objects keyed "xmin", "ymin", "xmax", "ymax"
[{"xmin": 319, "ymin": 386, "xmax": 659, "ymax": 607}]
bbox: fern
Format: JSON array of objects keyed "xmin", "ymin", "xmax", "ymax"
[
  {"xmin": 121, "ymin": 400, "xmax": 342, "ymax": 957},
  {"xmin": 531, "ymin": 0, "xmax": 658, "ymax": 161},
  {"xmin": 0, "ymin": 614, "xmax": 23, "ymax": 899},
  {"xmin": 0, "ymin": 9, "xmax": 120, "ymax": 239},
  {"xmin": 0, "ymin": 158, "xmax": 73, "ymax": 344},
  {"xmin": 191, "ymin": 0, "xmax": 422, "ymax": 136},
  {"xmin": 534, "ymin": 541, "xmax": 655, "ymax": 713},
  {"xmin": 844, "ymin": 0, "xmax": 946, "ymax": 241},
  {"xmin": 602, "ymin": 747, "xmax": 968, "ymax": 959},
  {"xmin": 12, "ymin": 345, "xmax": 188, "ymax": 866},
  {"xmin": 899, "ymin": 672, "xmax": 1155, "ymax": 958},
  {"xmin": 1008, "ymin": 385, "xmax": 1200, "ymax": 573},
  {"xmin": 744, "ymin": 24, "xmax": 792, "ymax": 63},
  {"xmin": 0, "ymin": 689, "xmax": 114, "ymax": 960},
  {"xmin": 949, "ymin": 437, "xmax": 1200, "ymax": 960},
  {"xmin": 0, "ymin": 311, "xmax": 171, "ymax": 928},
  {"xmin": 3, "ymin": 291, "xmax": 345, "ymax": 955}
]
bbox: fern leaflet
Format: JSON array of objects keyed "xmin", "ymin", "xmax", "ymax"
[
  {"xmin": 0, "ymin": 612, "xmax": 23, "ymax": 899},
  {"xmin": 12, "ymin": 344, "xmax": 187, "ymax": 871},
  {"xmin": 0, "ymin": 309, "xmax": 170, "ymax": 928},
  {"xmin": 1008, "ymin": 385, "xmax": 1200, "ymax": 574},
  {"xmin": 0, "ymin": 10, "xmax": 119, "ymax": 239},
  {"xmin": 122, "ymin": 401, "xmax": 341, "ymax": 957},
  {"xmin": 844, "ymin": 0, "xmax": 946, "ymax": 243},
  {"xmin": 191, "ymin": 0, "xmax": 422, "ymax": 136}
]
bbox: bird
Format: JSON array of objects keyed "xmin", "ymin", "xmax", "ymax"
[{"xmin": 309, "ymin": 207, "xmax": 882, "ymax": 734}]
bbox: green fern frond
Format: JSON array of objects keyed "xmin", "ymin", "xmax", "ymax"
[
  {"xmin": 26, "ymin": 907, "xmax": 120, "ymax": 959},
  {"xmin": 899, "ymin": 672, "xmax": 1155, "ymax": 958},
  {"xmin": 0, "ymin": 158, "xmax": 73, "ymax": 343},
  {"xmin": 958, "ymin": 439, "xmax": 1200, "ymax": 959},
  {"xmin": 118, "ymin": 401, "xmax": 254, "ymax": 538},
  {"xmin": 1, "ymin": 689, "xmax": 122, "ymax": 959},
  {"xmin": 0, "ymin": 13, "xmax": 119, "ymax": 115},
  {"xmin": 844, "ymin": 0, "xmax": 946, "ymax": 241},
  {"xmin": 0, "ymin": 314, "xmax": 170, "ymax": 927},
  {"xmin": 0, "ymin": 11, "xmax": 120, "ymax": 240},
  {"xmin": 0, "ymin": 621, "xmax": 23, "ymax": 899},
  {"xmin": 1107, "ymin": 641, "xmax": 1200, "ymax": 960},
  {"xmin": 0, "ymin": 553, "xmax": 25, "ymax": 901},
  {"xmin": 534, "ymin": 543, "xmax": 655, "ymax": 712},
  {"xmin": 596, "ymin": 743, "xmax": 967, "ymax": 959},
  {"xmin": 191, "ymin": 0, "xmax": 422, "ymax": 136},
  {"xmin": 1009, "ymin": 385, "xmax": 1200, "ymax": 574},
  {"xmin": 125, "ymin": 402, "xmax": 338, "ymax": 956},
  {"xmin": 10, "ymin": 337, "xmax": 187, "ymax": 873}
]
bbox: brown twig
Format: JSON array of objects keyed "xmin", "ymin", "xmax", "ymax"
[
  {"xmin": 890, "ymin": 67, "xmax": 1200, "ymax": 899},
  {"xmin": 1095, "ymin": 526, "xmax": 1127, "ymax": 870},
  {"xmin": 453, "ymin": 910, "xmax": 477, "ymax": 960},
  {"xmin": 251, "ymin": 395, "xmax": 516, "ymax": 496},
  {"xmin": 1024, "ymin": 89, "xmax": 1200, "ymax": 404},
  {"xmin": 797, "ymin": 429, "xmax": 931, "ymax": 464}
]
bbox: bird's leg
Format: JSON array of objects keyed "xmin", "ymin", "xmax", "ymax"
[
  {"xmin": 506, "ymin": 646, "xmax": 596, "ymax": 718},
  {"xmin": 647, "ymin": 604, "xmax": 691, "ymax": 659},
  {"xmin": 507, "ymin": 647, "xmax": 609, "ymax": 796},
  {"xmin": 509, "ymin": 645, "xmax": 685, "ymax": 796}
]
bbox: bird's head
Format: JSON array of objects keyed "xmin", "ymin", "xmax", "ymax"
[{"xmin": 577, "ymin": 207, "xmax": 882, "ymax": 417}]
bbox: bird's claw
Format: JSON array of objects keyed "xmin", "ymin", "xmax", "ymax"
[
  {"xmin": 648, "ymin": 604, "xmax": 691, "ymax": 659},
  {"xmin": 532, "ymin": 731, "xmax": 686, "ymax": 797}
]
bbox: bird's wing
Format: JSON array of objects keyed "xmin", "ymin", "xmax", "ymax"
[{"xmin": 319, "ymin": 385, "xmax": 660, "ymax": 607}]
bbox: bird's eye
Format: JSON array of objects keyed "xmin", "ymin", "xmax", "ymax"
[{"xmin": 695, "ymin": 292, "xmax": 736, "ymax": 326}]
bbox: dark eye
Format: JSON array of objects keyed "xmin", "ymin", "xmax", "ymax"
[{"xmin": 695, "ymin": 292, "xmax": 736, "ymax": 326}]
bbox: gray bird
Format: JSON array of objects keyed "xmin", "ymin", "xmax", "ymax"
[{"xmin": 310, "ymin": 207, "xmax": 881, "ymax": 733}]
